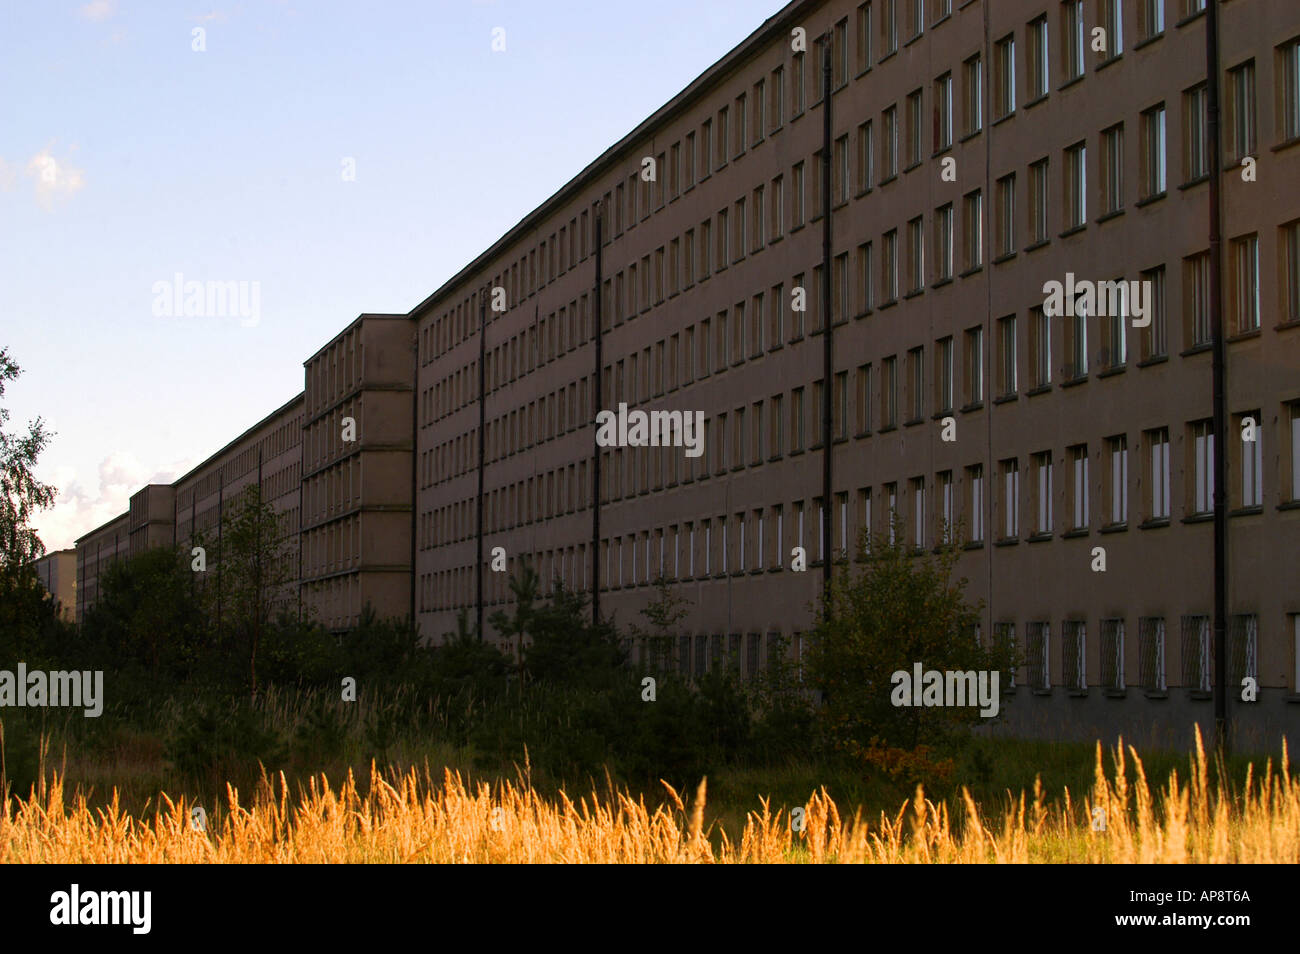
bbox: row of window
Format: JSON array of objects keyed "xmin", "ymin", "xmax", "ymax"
[
  {"xmin": 423, "ymin": 168, "xmax": 1300, "ymax": 466},
  {"xmin": 998, "ymin": 611, "xmax": 1294, "ymax": 693},
  {"xmin": 419, "ymin": 0, "xmax": 1296, "ymax": 368},
  {"xmin": 306, "ymin": 330, "xmax": 360, "ymax": 416},
  {"xmin": 423, "ymin": 294, "xmax": 1300, "ymax": 531}
]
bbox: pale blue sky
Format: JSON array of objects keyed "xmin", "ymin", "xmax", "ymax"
[{"xmin": 1, "ymin": 0, "xmax": 778, "ymax": 550}]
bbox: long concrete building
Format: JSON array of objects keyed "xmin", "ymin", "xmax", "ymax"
[{"xmin": 77, "ymin": 0, "xmax": 1299, "ymax": 746}]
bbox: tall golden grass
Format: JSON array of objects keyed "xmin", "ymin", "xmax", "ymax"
[{"xmin": 2, "ymin": 730, "xmax": 1295, "ymax": 863}]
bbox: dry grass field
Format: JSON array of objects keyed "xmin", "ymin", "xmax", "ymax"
[{"xmin": 2, "ymin": 730, "xmax": 1295, "ymax": 863}]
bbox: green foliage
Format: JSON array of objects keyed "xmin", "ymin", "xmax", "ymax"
[
  {"xmin": 522, "ymin": 583, "xmax": 625, "ymax": 690},
  {"xmin": 165, "ymin": 700, "xmax": 287, "ymax": 789},
  {"xmin": 626, "ymin": 577, "xmax": 691, "ymax": 674},
  {"xmin": 0, "ymin": 347, "xmax": 56, "ymax": 570},
  {"xmin": 805, "ymin": 516, "xmax": 1014, "ymax": 756},
  {"xmin": 79, "ymin": 547, "xmax": 206, "ymax": 678},
  {"xmin": 214, "ymin": 486, "xmax": 296, "ymax": 692}
]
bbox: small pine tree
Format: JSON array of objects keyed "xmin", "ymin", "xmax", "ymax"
[{"xmin": 805, "ymin": 514, "xmax": 1014, "ymax": 755}]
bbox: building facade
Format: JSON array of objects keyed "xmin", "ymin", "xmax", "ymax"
[
  {"xmin": 76, "ymin": 0, "xmax": 1300, "ymax": 746},
  {"xmin": 33, "ymin": 548, "xmax": 76, "ymax": 621},
  {"xmin": 410, "ymin": 0, "xmax": 1300, "ymax": 747}
]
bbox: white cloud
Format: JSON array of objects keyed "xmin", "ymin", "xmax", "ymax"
[
  {"xmin": 79, "ymin": 0, "xmax": 115, "ymax": 21},
  {"xmin": 32, "ymin": 451, "xmax": 199, "ymax": 552},
  {"xmin": 23, "ymin": 147, "xmax": 86, "ymax": 207}
]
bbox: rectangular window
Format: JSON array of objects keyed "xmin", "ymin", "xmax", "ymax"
[
  {"xmin": 1184, "ymin": 83, "xmax": 1208, "ymax": 180},
  {"xmin": 963, "ymin": 189, "xmax": 982, "ymax": 270},
  {"xmin": 1230, "ymin": 233, "xmax": 1261, "ymax": 334},
  {"xmin": 1228, "ymin": 60, "xmax": 1256, "ymax": 162},
  {"xmin": 1101, "ymin": 123, "xmax": 1123, "ymax": 214},
  {"xmin": 1099, "ymin": 0, "xmax": 1123, "ymax": 60},
  {"xmin": 766, "ymin": 176, "xmax": 783, "ymax": 241},
  {"xmin": 1181, "ymin": 615, "xmax": 1211, "ymax": 692},
  {"xmin": 792, "ymin": 387, "xmax": 805, "ymax": 451},
  {"xmin": 835, "ymin": 135, "xmax": 849, "ymax": 204},
  {"xmin": 883, "ymin": 229, "xmax": 899, "ymax": 302},
  {"xmin": 771, "ymin": 393, "xmax": 785, "ymax": 456},
  {"xmin": 769, "ymin": 68, "xmax": 784, "ymax": 133},
  {"xmin": 858, "ymin": 241, "xmax": 874, "ymax": 312},
  {"xmin": 1029, "ymin": 310, "xmax": 1050, "ymax": 392},
  {"xmin": 1066, "ymin": 302, "xmax": 1088, "ymax": 378},
  {"xmin": 1033, "ymin": 450, "xmax": 1054, "ymax": 534},
  {"xmin": 907, "ymin": 346, "xmax": 924, "ymax": 421},
  {"xmin": 1283, "ymin": 219, "xmax": 1300, "ymax": 324},
  {"xmin": 792, "ymin": 162, "xmax": 805, "ymax": 228},
  {"xmin": 884, "ymin": 482, "xmax": 898, "ymax": 543},
  {"xmin": 1277, "ymin": 39, "xmax": 1300, "ymax": 142},
  {"xmin": 1101, "ymin": 619, "xmax": 1125, "ymax": 691},
  {"xmin": 965, "ymin": 325, "xmax": 983, "ymax": 405},
  {"xmin": 857, "ymin": 120, "xmax": 874, "ymax": 193},
  {"xmin": 1104, "ymin": 278, "xmax": 1127, "ymax": 368},
  {"xmin": 995, "ymin": 174, "xmax": 1015, "ymax": 258},
  {"xmin": 856, "ymin": 2, "xmax": 873, "ymax": 74},
  {"xmin": 905, "ymin": 0, "xmax": 922, "ymax": 39},
  {"xmin": 1291, "ymin": 402, "xmax": 1300, "ymax": 502},
  {"xmin": 1139, "ymin": 0, "xmax": 1164, "ymax": 41},
  {"xmin": 997, "ymin": 314, "xmax": 1017, "ymax": 397},
  {"xmin": 967, "ymin": 464, "xmax": 984, "ymax": 543},
  {"xmin": 935, "ymin": 72, "xmax": 953, "ymax": 151},
  {"xmin": 931, "ymin": 203, "xmax": 954, "ymax": 280},
  {"xmin": 906, "ymin": 89, "xmax": 924, "ymax": 167},
  {"xmin": 938, "ymin": 470, "xmax": 954, "ymax": 543},
  {"xmin": 1230, "ymin": 614, "xmax": 1259, "ymax": 686},
  {"xmin": 1107, "ymin": 435, "xmax": 1128, "ymax": 525},
  {"xmin": 792, "ymin": 272, "xmax": 805, "ymax": 338},
  {"xmin": 1063, "ymin": 619, "xmax": 1086, "ymax": 691},
  {"xmin": 1065, "ymin": 141, "xmax": 1086, "ymax": 228},
  {"xmin": 883, "ymin": 105, "xmax": 898, "ymax": 178},
  {"xmin": 1190, "ymin": 418, "xmax": 1211, "ymax": 514},
  {"xmin": 1236, "ymin": 410, "xmax": 1263, "ymax": 508},
  {"xmin": 936, "ymin": 336, "xmax": 954, "ymax": 412},
  {"xmin": 1062, "ymin": 0, "xmax": 1084, "ymax": 82},
  {"xmin": 1141, "ymin": 104, "xmax": 1167, "ymax": 198},
  {"xmin": 1139, "ymin": 265, "xmax": 1167, "ymax": 360},
  {"xmin": 994, "ymin": 35, "xmax": 1015, "ymax": 118},
  {"xmin": 1185, "ymin": 251, "xmax": 1212, "ymax": 346},
  {"xmin": 856, "ymin": 363, "xmax": 872, "ymax": 434},
  {"xmin": 1002, "ymin": 458, "xmax": 1020, "ymax": 538},
  {"xmin": 882, "ymin": 0, "xmax": 898, "ymax": 54},
  {"xmin": 1147, "ymin": 427, "xmax": 1171, "ymax": 520},
  {"xmin": 1029, "ymin": 157, "xmax": 1049, "ymax": 244},
  {"xmin": 1026, "ymin": 621, "xmax": 1050, "ymax": 690},
  {"xmin": 792, "ymin": 52, "xmax": 805, "ymax": 116},
  {"xmin": 1028, "ymin": 15, "xmax": 1049, "ymax": 100},
  {"xmin": 907, "ymin": 216, "xmax": 924, "ymax": 293},
  {"xmin": 882, "ymin": 355, "xmax": 897, "ymax": 429},
  {"xmin": 717, "ymin": 106, "xmax": 729, "ymax": 169},
  {"xmin": 911, "ymin": 476, "xmax": 926, "ymax": 549},
  {"xmin": 1293, "ymin": 615, "xmax": 1300, "ymax": 693},
  {"xmin": 1139, "ymin": 617, "xmax": 1167, "ymax": 692},
  {"xmin": 1069, "ymin": 444, "xmax": 1089, "ymax": 529},
  {"xmin": 963, "ymin": 53, "xmax": 982, "ymax": 136},
  {"xmin": 835, "ymin": 371, "xmax": 848, "ymax": 440}
]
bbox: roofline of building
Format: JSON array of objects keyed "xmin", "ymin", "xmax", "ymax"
[
  {"xmin": 406, "ymin": 0, "xmax": 813, "ymax": 322},
  {"xmin": 168, "ymin": 390, "xmax": 306, "ymax": 490},
  {"xmin": 302, "ymin": 312, "xmax": 411, "ymax": 367},
  {"xmin": 75, "ymin": 511, "xmax": 128, "ymax": 546}
]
